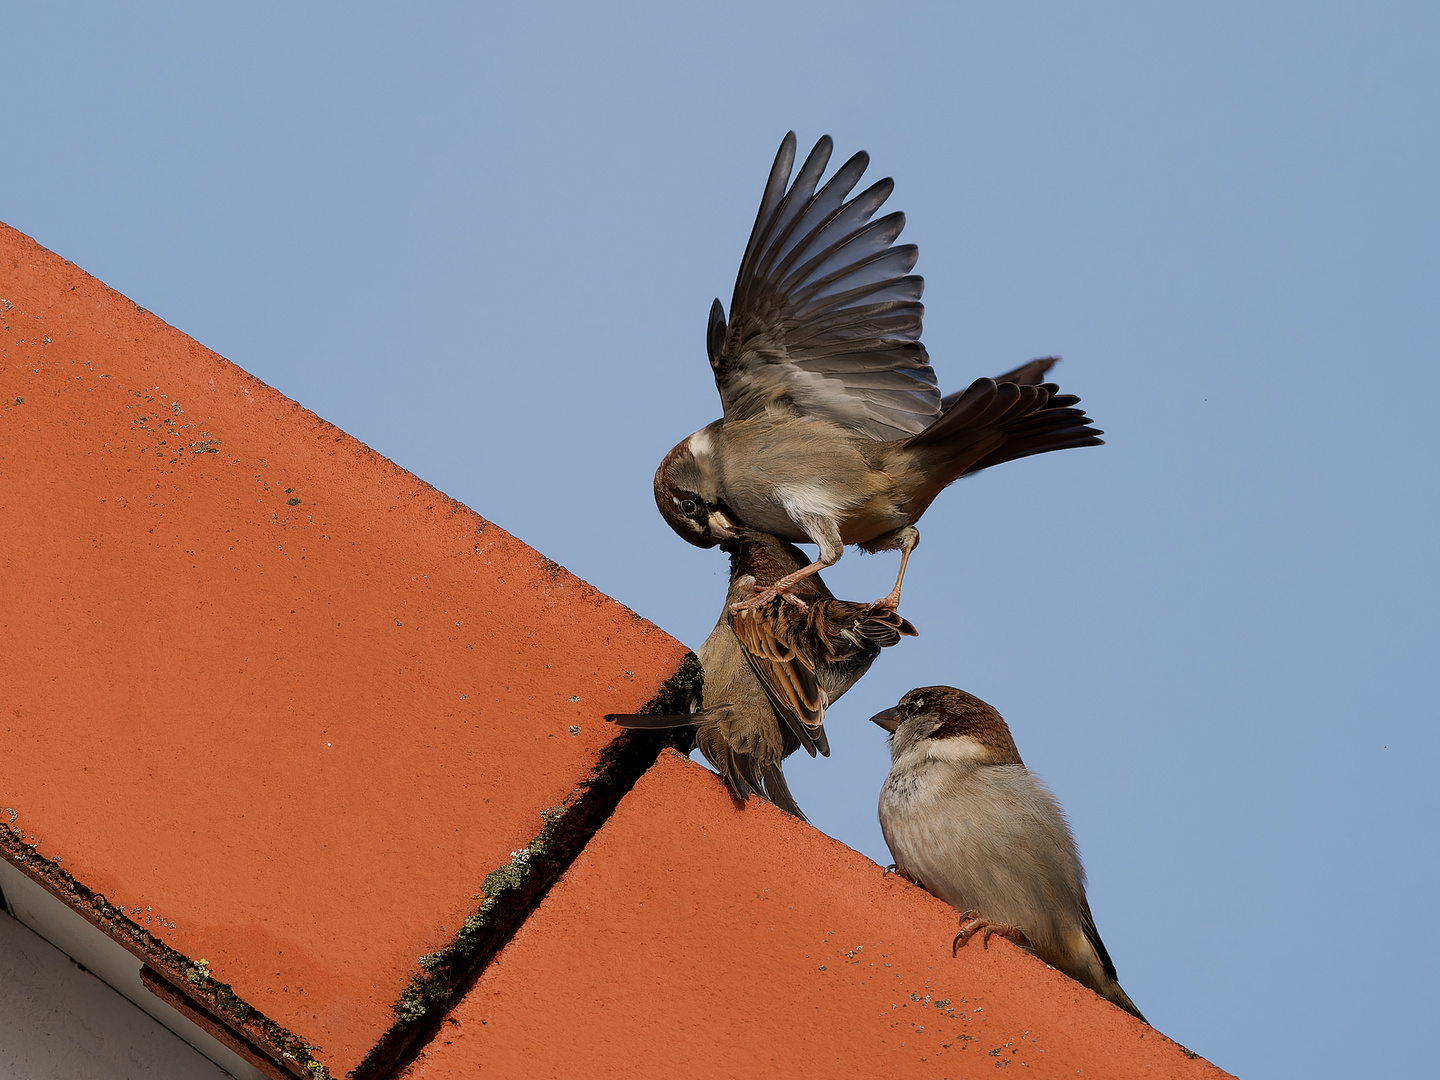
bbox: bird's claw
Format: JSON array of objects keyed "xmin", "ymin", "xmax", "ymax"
[
  {"xmin": 729, "ymin": 583, "xmax": 808, "ymax": 613},
  {"xmin": 883, "ymin": 863, "xmax": 918, "ymax": 885},
  {"xmin": 952, "ymin": 911, "xmax": 1029, "ymax": 956},
  {"xmin": 728, "ymin": 586, "xmax": 776, "ymax": 613}
]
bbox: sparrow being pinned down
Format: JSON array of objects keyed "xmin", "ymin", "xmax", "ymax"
[
  {"xmin": 870, "ymin": 686, "xmax": 1146, "ymax": 1022},
  {"xmin": 606, "ymin": 530, "xmax": 915, "ymax": 820},
  {"xmin": 655, "ymin": 131, "xmax": 1103, "ymax": 611}
]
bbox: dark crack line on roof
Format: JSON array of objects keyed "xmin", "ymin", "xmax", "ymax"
[{"xmin": 359, "ymin": 653, "xmax": 702, "ymax": 1080}]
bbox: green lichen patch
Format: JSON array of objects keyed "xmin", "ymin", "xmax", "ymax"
[
  {"xmin": 357, "ymin": 654, "xmax": 703, "ymax": 1079},
  {"xmin": 637, "ymin": 651, "xmax": 704, "ymax": 717},
  {"xmin": 616, "ymin": 650, "xmax": 704, "ymax": 756},
  {"xmin": 388, "ymin": 803, "xmax": 567, "ymax": 1025}
]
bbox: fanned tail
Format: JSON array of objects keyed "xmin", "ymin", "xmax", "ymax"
[
  {"xmin": 945, "ymin": 355, "xmax": 1059, "ymax": 401},
  {"xmin": 909, "ymin": 376, "xmax": 1103, "ymax": 486}
]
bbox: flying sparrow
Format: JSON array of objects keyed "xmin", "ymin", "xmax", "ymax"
[
  {"xmin": 606, "ymin": 529, "xmax": 916, "ymax": 820},
  {"xmin": 654, "ymin": 132, "xmax": 1103, "ymax": 611},
  {"xmin": 870, "ymin": 686, "xmax": 1146, "ymax": 1022}
]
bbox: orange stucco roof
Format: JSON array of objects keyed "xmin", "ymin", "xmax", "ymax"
[
  {"xmin": 0, "ymin": 221, "xmax": 689, "ymax": 1076},
  {"xmin": 397, "ymin": 752, "xmax": 1226, "ymax": 1080},
  {"xmin": 0, "ymin": 221, "xmax": 1232, "ymax": 1078}
]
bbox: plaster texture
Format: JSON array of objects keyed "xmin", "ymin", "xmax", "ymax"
[
  {"xmin": 398, "ymin": 752, "xmax": 1232, "ymax": 1080},
  {"xmin": 0, "ymin": 222, "xmax": 688, "ymax": 1075}
]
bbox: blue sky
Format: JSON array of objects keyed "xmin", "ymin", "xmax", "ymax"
[{"xmin": 3, "ymin": 3, "xmax": 1436, "ymax": 1075}]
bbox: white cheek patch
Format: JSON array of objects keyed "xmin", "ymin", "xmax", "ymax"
[{"xmin": 924, "ymin": 735, "xmax": 991, "ymax": 766}]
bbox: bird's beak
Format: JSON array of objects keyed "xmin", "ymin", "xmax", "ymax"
[
  {"xmin": 707, "ymin": 509, "xmax": 737, "ymax": 541},
  {"xmin": 868, "ymin": 706, "xmax": 902, "ymax": 733}
]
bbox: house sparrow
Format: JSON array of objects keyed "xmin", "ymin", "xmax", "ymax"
[
  {"xmin": 654, "ymin": 131, "xmax": 1103, "ymax": 611},
  {"xmin": 870, "ymin": 686, "xmax": 1146, "ymax": 1022},
  {"xmin": 606, "ymin": 529, "xmax": 916, "ymax": 820}
]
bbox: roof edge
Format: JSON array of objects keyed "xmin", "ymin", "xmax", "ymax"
[{"xmin": 0, "ymin": 824, "xmax": 314, "ymax": 1078}]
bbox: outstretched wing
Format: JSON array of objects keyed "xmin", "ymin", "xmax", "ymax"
[
  {"xmin": 708, "ymin": 132, "xmax": 940, "ymax": 440},
  {"xmin": 807, "ymin": 600, "xmax": 918, "ymax": 705}
]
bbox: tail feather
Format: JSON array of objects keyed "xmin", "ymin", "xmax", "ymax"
[
  {"xmin": 610, "ymin": 708, "xmax": 807, "ymax": 819},
  {"xmin": 927, "ymin": 379, "xmax": 1017, "ymax": 433},
  {"xmin": 1107, "ymin": 983, "xmax": 1147, "ymax": 1025},
  {"xmin": 696, "ymin": 720, "xmax": 767, "ymax": 805},
  {"xmin": 909, "ymin": 376, "xmax": 1103, "ymax": 484},
  {"xmin": 1079, "ymin": 895, "xmax": 1148, "ymax": 1024},
  {"xmin": 756, "ymin": 759, "xmax": 807, "ymax": 821},
  {"xmin": 961, "ymin": 411, "xmax": 1104, "ymax": 477},
  {"xmin": 721, "ymin": 743, "xmax": 764, "ymax": 804},
  {"xmin": 990, "ymin": 355, "xmax": 1060, "ymax": 387},
  {"xmin": 604, "ymin": 710, "xmax": 719, "ymax": 731}
]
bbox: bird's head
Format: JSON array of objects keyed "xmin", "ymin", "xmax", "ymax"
[
  {"xmin": 653, "ymin": 423, "xmax": 733, "ymax": 549},
  {"xmin": 869, "ymin": 686, "xmax": 1023, "ymax": 766}
]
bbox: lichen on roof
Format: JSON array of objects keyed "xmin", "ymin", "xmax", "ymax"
[{"xmin": 360, "ymin": 653, "xmax": 703, "ymax": 1078}]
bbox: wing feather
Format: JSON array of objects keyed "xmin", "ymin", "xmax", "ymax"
[
  {"xmin": 728, "ymin": 602, "xmax": 830, "ymax": 758},
  {"xmin": 710, "ymin": 133, "xmax": 941, "ymax": 439}
]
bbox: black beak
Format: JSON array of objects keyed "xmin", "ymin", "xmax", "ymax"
[{"xmin": 868, "ymin": 706, "xmax": 902, "ymax": 733}]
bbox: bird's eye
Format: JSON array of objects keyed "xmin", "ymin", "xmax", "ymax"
[{"xmin": 680, "ymin": 498, "xmax": 700, "ymax": 516}]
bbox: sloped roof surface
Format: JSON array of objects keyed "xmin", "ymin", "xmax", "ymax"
[
  {"xmin": 398, "ymin": 752, "xmax": 1226, "ymax": 1079},
  {"xmin": 1, "ymin": 222, "xmax": 1231, "ymax": 1078},
  {"xmin": 0, "ymin": 222, "xmax": 688, "ymax": 1075}
]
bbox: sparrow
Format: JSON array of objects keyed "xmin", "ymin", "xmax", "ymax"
[
  {"xmin": 606, "ymin": 529, "xmax": 916, "ymax": 820},
  {"xmin": 870, "ymin": 686, "xmax": 1146, "ymax": 1022},
  {"xmin": 654, "ymin": 132, "xmax": 1103, "ymax": 611}
]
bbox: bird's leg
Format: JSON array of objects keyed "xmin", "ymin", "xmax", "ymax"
[
  {"xmin": 728, "ymin": 559, "xmax": 827, "ymax": 612},
  {"xmin": 729, "ymin": 518, "xmax": 841, "ymax": 613},
  {"xmin": 952, "ymin": 909, "xmax": 1030, "ymax": 956},
  {"xmin": 864, "ymin": 526, "xmax": 919, "ymax": 612}
]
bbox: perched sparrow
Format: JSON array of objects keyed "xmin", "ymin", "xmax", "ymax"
[
  {"xmin": 606, "ymin": 529, "xmax": 916, "ymax": 820},
  {"xmin": 870, "ymin": 686, "xmax": 1146, "ymax": 1022},
  {"xmin": 654, "ymin": 131, "xmax": 1103, "ymax": 611}
]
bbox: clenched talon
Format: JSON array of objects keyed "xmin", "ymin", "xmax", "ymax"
[
  {"xmin": 728, "ymin": 588, "xmax": 775, "ymax": 613},
  {"xmin": 729, "ymin": 583, "xmax": 808, "ymax": 613}
]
